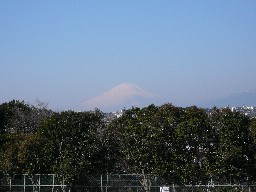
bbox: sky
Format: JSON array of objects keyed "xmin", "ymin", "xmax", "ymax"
[{"xmin": 1, "ymin": 0, "xmax": 256, "ymax": 112}]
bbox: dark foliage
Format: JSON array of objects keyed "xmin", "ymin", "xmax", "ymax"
[{"xmin": 1, "ymin": 100, "xmax": 256, "ymax": 186}]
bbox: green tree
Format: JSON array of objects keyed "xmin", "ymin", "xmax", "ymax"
[
  {"xmin": 0, "ymin": 100, "xmax": 52, "ymax": 134},
  {"xmin": 0, "ymin": 100, "xmax": 31, "ymax": 134},
  {"xmin": 20, "ymin": 110, "xmax": 105, "ymax": 186},
  {"xmin": 148, "ymin": 103, "xmax": 184, "ymax": 184},
  {"xmin": 123, "ymin": 105, "xmax": 161, "ymax": 175},
  {"xmin": 0, "ymin": 100, "xmax": 52, "ymax": 174},
  {"xmin": 173, "ymin": 106, "xmax": 212, "ymax": 184},
  {"xmin": 0, "ymin": 134, "xmax": 26, "ymax": 174},
  {"xmin": 249, "ymin": 117, "xmax": 256, "ymax": 181},
  {"xmin": 212, "ymin": 108, "xmax": 252, "ymax": 183},
  {"xmin": 107, "ymin": 104, "xmax": 186, "ymax": 185},
  {"xmin": 102, "ymin": 116, "xmax": 127, "ymax": 173}
]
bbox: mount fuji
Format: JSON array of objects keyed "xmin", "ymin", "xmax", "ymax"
[{"xmin": 82, "ymin": 83, "xmax": 158, "ymax": 112}]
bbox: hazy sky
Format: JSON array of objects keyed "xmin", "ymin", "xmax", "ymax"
[{"xmin": 1, "ymin": 1, "xmax": 256, "ymax": 111}]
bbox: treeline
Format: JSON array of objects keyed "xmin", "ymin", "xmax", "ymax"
[{"xmin": 1, "ymin": 100, "xmax": 256, "ymax": 186}]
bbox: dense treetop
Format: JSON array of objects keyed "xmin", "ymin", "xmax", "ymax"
[{"xmin": 1, "ymin": 100, "xmax": 256, "ymax": 186}]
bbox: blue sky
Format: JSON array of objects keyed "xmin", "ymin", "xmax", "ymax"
[{"xmin": 1, "ymin": 0, "xmax": 256, "ymax": 111}]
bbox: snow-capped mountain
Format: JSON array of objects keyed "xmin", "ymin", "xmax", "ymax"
[{"xmin": 82, "ymin": 83, "xmax": 158, "ymax": 112}]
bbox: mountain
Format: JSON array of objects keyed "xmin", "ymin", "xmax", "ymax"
[
  {"xmin": 82, "ymin": 83, "xmax": 158, "ymax": 112},
  {"xmin": 199, "ymin": 90, "xmax": 256, "ymax": 108}
]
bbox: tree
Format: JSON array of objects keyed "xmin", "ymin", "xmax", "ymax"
[
  {"xmin": 249, "ymin": 117, "xmax": 256, "ymax": 180},
  {"xmin": 121, "ymin": 105, "xmax": 160, "ymax": 174},
  {"xmin": 0, "ymin": 100, "xmax": 52, "ymax": 134},
  {"xmin": 0, "ymin": 100, "xmax": 52, "ymax": 174},
  {"xmin": 19, "ymin": 110, "xmax": 105, "ymax": 186},
  {"xmin": 211, "ymin": 108, "xmax": 252, "ymax": 183},
  {"xmin": 0, "ymin": 100, "xmax": 31, "ymax": 134},
  {"xmin": 0, "ymin": 133, "xmax": 26, "ymax": 174},
  {"xmin": 107, "ymin": 104, "xmax": 187, "ymax": 186},
  {"xmin": 106, "ymin": 105, "xmax": 161, "ymax": 191},
  {"xmin": 148, "ymin": 103, "xmax": 184, "ymax": 184},
  {"xmin": 173, "ymin": 106, "xmax": 213, "ymax": 184}
]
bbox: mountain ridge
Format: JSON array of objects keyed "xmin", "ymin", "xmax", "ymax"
[
  {"xmin": 82, "ymin": 83, "xmax": 157, "ymax": 112},
  {"xmin": 199, "ymin": 90, "xmax": 256, "ymax": 108}
]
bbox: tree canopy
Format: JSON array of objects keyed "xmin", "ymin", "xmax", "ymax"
[{"xmin": 1, "ymin": 100, "xmax": 256, "ymax": 186}]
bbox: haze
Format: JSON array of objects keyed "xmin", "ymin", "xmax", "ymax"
[{"xmin": 1, "ymin": 1, "xmax": 256, "ymax": 112}]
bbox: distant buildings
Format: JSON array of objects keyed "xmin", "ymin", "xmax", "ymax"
[
  {"xmin": 205, "ymin": 106, "xmax": 256, "ymax": 118},
  {"xmin": 104, "ymin": 106, "xmax": 256, "ymax": 125},
  {"xmin": 103, "ymin": 110, "xmax": 124, "ymax": 124},
  {"xmin": 230, "ymin": 106, "xmax": 256, "ymax": 118}
]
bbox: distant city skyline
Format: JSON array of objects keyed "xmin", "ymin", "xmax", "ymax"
[{"xmin": 1, "ymin": 1, "xmax": 256, "ymax": 111}]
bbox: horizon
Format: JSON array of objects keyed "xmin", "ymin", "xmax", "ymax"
[
  {"xmin": 1, "ymin": 1, "xmax": 256, "ymax": 112},
  {"xmin": 1, "ymin": 92, "xmax": 256, "ymax": 113}
]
